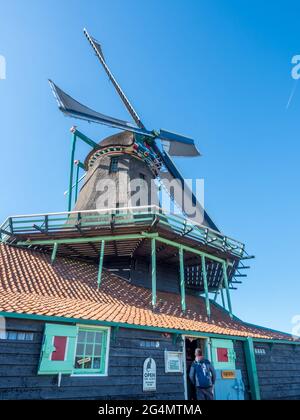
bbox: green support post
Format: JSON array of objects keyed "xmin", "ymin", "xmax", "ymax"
[
  {"xmin": 201, "ymin": 255, "xmax": 211, "ymax": 318},
  {"xmin": 73, "ymin": 128, "xmax": 99, "ymax": 149},
  {"xmin": 151, "ymin": 238, "xmax": 157, "ymax": 307},
  {"xmin": 74, "ymin": 161, "xmax": 80, "ymax": 203},
  {"xmin": 221, "ymin": 288, "xmax": 226, "ymax": 309},
  {"xmin": 97, "ymin": 240, "xmax": 105, "ymax": 290},
  {"xmin": 68, "ymin": 132, "xmax": 77, "ymax": 212},
  {"xmin": 222, "ymin": 261, "xmax": 233, "ymax": 318},
  {"xmin": 51, "ymin": 243, "xmax": 58, "ymax": 265},
  {"xmin": 179, "ymin": 247, "xmax": 186, "ymax": 312},
  {"xmin": 244, "ymin": 337, "xmax": 261, "ymax": 400}
]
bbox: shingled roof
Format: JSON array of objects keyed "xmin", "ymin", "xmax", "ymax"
[{"xmin": 0, "ymin": 243, "xmax": 295, "ymax": 341}]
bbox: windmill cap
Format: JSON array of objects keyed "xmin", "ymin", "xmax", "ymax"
[{"xmin": 84, "ymin": 131, "xmax": 135, "ymax": 168}]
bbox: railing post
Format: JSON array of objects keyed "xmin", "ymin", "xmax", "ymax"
[
  {"xmin": 179, "ymin": 247, "xmax": 186, "ymax": 312},
  {"xmin": 68, "ymin": 130, "xmax": 77, "ymax": 212},
  {"xmin": 8, "ymin": 217, "xmax": 13, "ymax": 234},
  {"xmin": 97, "ymin": 240, "xmax": 105, "ymax": 289},
  {"xmin": 222, "ymin": 260, "xmax": 233, "ymax": 317},
  {"xmin": 201, "ymin": 255, "xmax": 211, "ymax": 318},
  {"xmin": 151, "ymin": 238, "xmax": 157, "ymax": 307}
]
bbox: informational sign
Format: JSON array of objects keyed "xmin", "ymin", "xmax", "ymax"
[
  {"xmin": 164, "ymin": 351, "xmax": 183, "ymax": 373},
  {"xmin": 221, "ymin": 370, "xmax": 236, "ymax": 379},
  {"xmin": 143, "ymin": 358, "xmax": 156, "ymax": 391}
]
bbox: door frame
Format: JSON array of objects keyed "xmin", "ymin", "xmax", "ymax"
[{"xmin": 182, "ymin": 334, "xmax": 210, "ymax": 400}]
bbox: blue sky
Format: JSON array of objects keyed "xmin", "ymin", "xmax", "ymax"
[{"xmin": 0, "ymin": 0, "xmax": 299, "ymax": 334}]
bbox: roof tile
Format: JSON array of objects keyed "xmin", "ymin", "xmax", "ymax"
[{"xmin": 0, "ymin": 244, "xmax": 296, "ymax": 341}]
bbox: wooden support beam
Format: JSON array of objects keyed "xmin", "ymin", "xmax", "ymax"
[
  {"xmin": 0, "ymin": 228, "xmax": 15, "ymax": 238},
  {"xmin": 51, "ymin": 243, "xmax": 58, "ymax": 265},
  {"xmin": 221, "ymin": 288, "xmax": 226, "ymax": 308},
  {"xmin": 8, "ymin": 217, "xmax": 13, "ymax": 234},
  {"xmin": 151, "ymin": 238, "xmax": 157, "ymax": 308},
  {"xmin": 97, "ymin": 240, "xmax": 105, "ymax": 290},
  {"xmin": 74, "ymin": 161, "xmax": 80, "ymax": 203},
  {"xmin": 179, "ymin": 247, "xmax": 186, "ymax": 312},
  {"xmin": 68, "ymin": 132, "xmax": 77, "ymax": 212},
  {"xmin": 222, "ymin": 261, "xmax": 233, "ymax": 318},
  {"xmin": 201, "ymin": 255, "xmax": 211, "ymax": 318},
  {"xmin": 33, "ymin": 224, "xmax": 45, "ymax": 233}
]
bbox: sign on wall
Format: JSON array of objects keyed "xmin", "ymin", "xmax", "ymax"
[
  {"xmin": 143, "ymin": 357, "xmax": 156, "ymax": 392},
  {"xmin": 164, "ymin": 351, "xmax": 183, "ymax": 373}
]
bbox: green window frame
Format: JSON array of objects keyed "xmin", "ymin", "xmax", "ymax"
[
  {"xmin": 109, "ymin": 157, "xmax": 119, "ymax": 173},
  {"xmin": 73, "ymin": 326, "xmax": 109, "ymax": 375}
]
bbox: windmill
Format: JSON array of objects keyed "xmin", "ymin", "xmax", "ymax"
[{"xmin": 49, "ymin": 28, "xmax": 218, "ymax": 231}]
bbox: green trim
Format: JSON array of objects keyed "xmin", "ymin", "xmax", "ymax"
[
  {"xmin": 18, "ymin": 232, "xmax": 158, "ymax": 246},
  {"xmin": 97, "ymin": 241, "xmax": 105, "ymax": 289},
  {"xmin": 51, "ymin": 243, "xmax": 58, "ymax": 265},
  {"xmin": 179, "ymin": 247, "xmax": 186, "ymax": 312},
  {"xmin": 201, "ymin": 255, "xmax": 211, "ymax": 318},
  {"xmin": 73, "ymin": 128, "xmax": 99, "ymax": 149},
  {"xmin": 74, "ymin": 162, "xmax": 80, "ymax": 203},
  {"xmin": 222, "ymin": 261, "xmax": 233, "ymax": 318},
  {"xmin": 244, "ymin": 337, "xmax": 261, "ymax": 400},
  {"xmin": 151, "ymin": 238, "xmax": 157, "ymax": 307},
  {"xmin": 220, "ymin": 288, "xmax": 225, "ymax": 309},
  {"xmin": 38, "ymin": 323, "xmax": 78, "ymax": 375},
  {"xmin": 156, "ymin": 236, "xmax": 226, "ymax": 264},
  {"xmin": 73, "ymin": 326, "xmax": 108, "ymax": 375},
  {"xmin": 68, "ymin": 133, "xmax": 77, "ymax": 212},
  {"xmin": 2, "ymin": 310, "xmax": 299, "ymax": 345}
]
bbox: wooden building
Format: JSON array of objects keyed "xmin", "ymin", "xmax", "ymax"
[
  {"xmin": 0, "ymin": 129, "xmax": 299, "ymax": 400},
  {"xmin": 1, "ymin": 30, "xmax": 299, "ymax": 400}
]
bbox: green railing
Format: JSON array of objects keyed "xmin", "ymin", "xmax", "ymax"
[{"xmin": 0, "ymin": 205, "xmax": 245, "ymax": 258}]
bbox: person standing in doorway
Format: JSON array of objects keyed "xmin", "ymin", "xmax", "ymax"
[{"xmin": 189, "ymin": 348, "xmax": 216, "ymax": 400}]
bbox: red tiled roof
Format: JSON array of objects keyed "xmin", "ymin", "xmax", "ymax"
[{"xmin": 0, "ymin": 244, "xmax": 296, "ymax": 341}]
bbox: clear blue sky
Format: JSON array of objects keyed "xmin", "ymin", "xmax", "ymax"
[{"xmin": 1, "ymin": 0, "xmax": 299, "ymax": 334}]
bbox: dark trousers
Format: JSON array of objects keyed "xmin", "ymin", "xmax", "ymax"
[{"xmin": 196, "ymin": 386, "xmax": 214, "ymax": 400}]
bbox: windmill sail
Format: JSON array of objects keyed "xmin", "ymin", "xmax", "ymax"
[
  {"xmin": 48, "ymin": 30, "xmax": 219, "ymax": 230},
  {"xmin": 84, "ymin": 28, "xmax": 145, "ymax": 129},
  {"xmin": 159, "ymin": 129, "xmax": 200, "ymax": 157},
  {"xmin": 159, "ymin": 151, "xmax": 219, "ymax": 231},
  {"xmin": 49, "ymin": 80, "xmax": 139, "ymax": 131}
]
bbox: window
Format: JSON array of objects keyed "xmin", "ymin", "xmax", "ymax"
[
  {"xmin": 1, "ymin": 331, "xmax": 34, "ymax": 341},
  {"xmin": 140, "ymin": 340, "xmax": 160, "ymax": 349},
  {"xmin": 73, "ymin": 327, "xmax": 108, "ymax": 375},
  {"xmin": 109, "ymin": 157, "xmax": 119, "ymax": 173},
  {"xmin": 38, "ymin": 323, "xmax": 110, "ymax": 376}
]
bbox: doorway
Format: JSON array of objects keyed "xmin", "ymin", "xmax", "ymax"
[{"xmin": 184, "ymin": 336, "xmax": 208, "ymax": 400}]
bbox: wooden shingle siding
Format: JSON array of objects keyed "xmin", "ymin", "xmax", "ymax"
[
  {"xmin": 254, "ymin": 342, "xmax": 300, "ymax": 400},
  {"xmin": 0, "ymin": 318, "xmax": 184, "ymax": 400},
  {"xmin": 234, "ymin": 340, "xmax": 250, "ymax": 399}
]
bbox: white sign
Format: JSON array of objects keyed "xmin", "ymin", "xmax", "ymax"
[
  {"xmin": 164, "ymin": 351, "xmax": 183, "ymax": 373},
  {"xmin": 143, "ymin": 357, "xmax": 156, "ymax": 392}
]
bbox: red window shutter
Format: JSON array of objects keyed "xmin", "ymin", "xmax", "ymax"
[
  {"xmin": 51, "ymin": 336, "xmax": 67, "ymax": 361},
  {"xmin": 217, "ymin": 347, "xmax": 229, "ymax": 362}
]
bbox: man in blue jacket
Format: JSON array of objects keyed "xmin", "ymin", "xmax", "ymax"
[{"xmin": 189, "ymin": 348, "xmax": 216, "ymax": 400}]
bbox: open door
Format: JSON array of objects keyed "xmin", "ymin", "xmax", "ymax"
[{"xmin": 185, "ymin": 336, "xmax": 207, "ymax": 400}]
